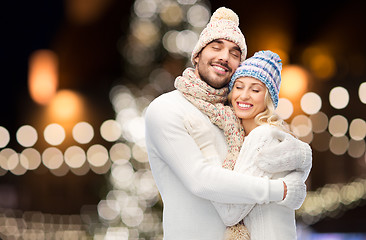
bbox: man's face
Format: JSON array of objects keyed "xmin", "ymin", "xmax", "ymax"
[{"xmin": 194, "ymin": 39, "xmax": 241, "ymax": 89}]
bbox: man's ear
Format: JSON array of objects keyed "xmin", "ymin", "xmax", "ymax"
[{"xmin": 194, "ymin": 54, "xmax": 200, "ymax": 66}]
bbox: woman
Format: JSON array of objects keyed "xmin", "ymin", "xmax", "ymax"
[{"xmin": 177, "ymin": 50, "xmax": 312, "ymax": 239}]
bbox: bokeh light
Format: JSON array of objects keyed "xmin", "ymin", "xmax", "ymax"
[
  {"xmin": 310, "ymin": 111, "xmax": 328, "ymax": 133},
  {"xmin": 359, "ymin": 82, "xmax": 366, "ymax": 104},
  {"xmin": 109, "ymin": 143, "xmax": 131, "ymax": 163},
  {"xmin": 42, "ymin": 147, "xmax": 64, "ymax": 170},
  {"xmin": 44, "ymin": 123, "xmax": 66, "ymax": 146},
  {"xmin": 16, "ymin": 125, "xmax": 38, "ymax": 147},
  {"xmin": 275, "ymin": 98, "xmax": 294, "ymax": 120},
  {"xmin": 20, "ymin": 148, "xmax": 41, "ymax": 170},
  {"xmin": 72, "ymin": 121, "xmax": 94, "ymax": 144},
  {"xmin": 290, "ymin": 115, "xmax": 312, "ymax": 137},
  {"xmin": 280, "ymin": 65, "xmax": 309, "ymax": 101},
  {"xmin": 100, "ymin": 120, "xmax": 122, "ymax": 142},
  {"xmin": 0, "ymin": 148, "xmax": 18, "ymax": 171},
  {"xmin": 329, "ymin": 87, "xmax": 349, "ymax": 109},
  {"xmin": 0, "ymin": 126, "xmax": 10, "ymax": 148},
  {"xmin": 187, "ymin": 4, "xmax": 210, "ymax": 28},
  {"xmin": 301, "ymin": 92, "xmax": 322, "ymax": 115},
  {"xmin": 329, "ymin": 136, "xmax": 349, "ymax": 155},
  {"xmin": 349, "ymin": 118, "xmax": 366, "ymax": 140},
  {"xmin": 64, "ymin": 146, "xmax": 86, "ymax": 169},
  {"xmin": 48, "ymin": 90, "xmax": 84, "ymax": 121},
  {"xmin": 159, "ymin": 2, "xmax": 183, "ymax": 26},
  {"xmin": 131, "ymin": 19, "xmax": 159, "ymax": 48},
  {"xmin": 348, "ymin": 139, "xmax": 366, "ymax": 158},
  {"xmin": 87, "ymin": 144, "xmax": 109, "ymax": 167},
  {"xmin": 28, "ymin": 50, "xmax": 58, "ymax": 105},
  {"xmin": 176, "ymin": 30, "xmax": 198, "ymax": 55},
  {"xmin": 134, "ymin": 0, "xmax": 157, "ymax": 19},
  {"xmin": 328, "ymin": 115, "xmax": 348, "ymax": 137}
]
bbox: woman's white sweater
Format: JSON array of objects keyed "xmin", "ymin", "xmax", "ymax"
[
  {"xmin": 145, "ymin": 90, "xmax": 287, "ymax": 240},
  {"xmin": 212, "ymin": 124, "xmax": 312, "ymax": 240}
]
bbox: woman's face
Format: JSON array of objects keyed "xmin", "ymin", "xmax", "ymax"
[{"xmin": 231, "ymin": 77, "xmax": 267, "ymax": 121}]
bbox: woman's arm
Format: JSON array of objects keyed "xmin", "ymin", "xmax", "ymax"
[{"xmin": 145, "ymin": 97, "xmax": 284, "ymax": 204}]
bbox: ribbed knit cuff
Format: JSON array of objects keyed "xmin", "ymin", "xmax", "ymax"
[
  {"xmin": 268, "ymin": 179, "xmax": 284, "ymax": 202},
  {"xmin": 277, "ymin": 178, "xmax": 306, "ymax": 210},
  {"xmin": 300, "ymin": 143, "xmax": 312, "ymax": 169}
]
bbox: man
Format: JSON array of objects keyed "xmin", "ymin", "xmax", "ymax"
[{"xmin": 145, "ymin": 7, "xmax": 307, "ymax": 239}]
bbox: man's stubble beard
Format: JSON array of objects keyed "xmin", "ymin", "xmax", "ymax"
[{"xmin": 196, "ymin": 60, "xmax": 231, "ymax": 89}]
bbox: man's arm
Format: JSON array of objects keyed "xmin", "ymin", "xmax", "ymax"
[{"xmin": 145, "ymin": 97, "xmax": 284, "ymax": 204}]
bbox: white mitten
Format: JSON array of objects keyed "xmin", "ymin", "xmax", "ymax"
[
  {"xmin": 278, "ymin": 171, "xmax": 308, "ymax": 210},
  {"xmin": 184, "ymin": 114, "xmax": 219, "ymax": 159},
  {"xmin": 255, "ymin": 129, "xmax": 312, "ymax": 173}
]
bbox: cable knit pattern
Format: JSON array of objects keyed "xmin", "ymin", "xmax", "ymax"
[
  {"xmin": 185, "ymin": 121, "xmax": 312, "ymax": 239},
  {"xmin": 174, "ymin": 68, "xmax": 248, "ymax": 239}
]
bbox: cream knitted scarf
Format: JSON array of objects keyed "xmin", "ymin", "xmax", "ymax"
[{"xmin": 175, "ymin": 68, "xmax": 249, "ymax": 240}]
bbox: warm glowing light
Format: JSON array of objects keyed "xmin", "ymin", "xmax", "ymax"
[
  {"xmin": 359, "ymin": 82, "xmax": 366, "ymax": 104},
  {"xmin": 348, "ymin": 139, "xmax": 365, "ymax": 158},
  {"xmin": 42, "ymin": 147, "xmax": 64, "ymax": 169},
  {"xmin": 163, "ymin": 30, "xmax": 180, "ymax": 54},
  {"xmin": 100, "ymin": 120, "xmax": 122, "ymax": 142},
  {"xmin": 132, "ymin": 144, "xmax": 148, "ymax": 163},
  {"xmin": 302, "ymin": 47, "xmax": 336, "ymax": 80},
  {"xmin": 310, "ymin": 112, "xmax": 328, "ymax": 133},
  {"xmin": 329, "ymin": 136, "xmax": 349, "ymax": 155},
  {"xmin": 131, "ymin": 19, "xmax": 159, "ymax": 47},
  {"xmin": 20, "ymin": 148, "xmax": 41, "ymax": 170},
  {"xmin": 72, "ymin": 122, "xmax": 94, "ymax": 144},
  {"xmin": 275, "ymin": 98, "xmax": 293, "ymax": 120},
  {"xmin": 176, "ymin": 30, "xmax": 198, "ymax": 54},
  {"xmin": 64, "ymin": 146, "xmax": 86, "ymax": 169},
  {"xmin": 66, "ymin": 0, "xmax": 113, "ymax": 24},
  {"xmin": 0, "ymin": 148, "xmax": 18, "ymax": 170},
  {"xmin": 0, "ymin": 126, "xmax": 10, "ymax": 148},
  {"xmin": 301, "ymin": 92, "xmax": 322, "ymax": 115},
  {"xmin": 28, "ymin": 50, "xmax": 58, "ymax": 105},
  {"xmin": 44, "ymin": 123, "xmax": 66, "ymax": 146},
  {"xmin": 159, "ymin": 2, "xmax": 183, "ymax": 26},
  {"xmin": 16, "ymin": 125, "xmax": 38, "ymax": 147},
  {"xmin": 187, "ymin": 4, "xmax": 210, "ymax": 28},
  {"xmin": 48, "ymin": 90, "xmax": 83, "ymax": 121},
  {"xmin": 290, "ymin": 115, "xmax": 312, "ymax": 137},
  {"xmin": 87, "ymin": 144, "xmax": 109, "ymax": 167},
  {"xmin": 328, "ymin": 115, "xmax": 348, "ymax": 137},
  {"xmin": 329, "ymin": 87, "xmax": 349, "ymax": 109},
  {"xmin": 349, "ymin": 118, "xmax": 366, "ymax": 140},
  {"xmin": 280, "ymin": 65, "xmax": 309, "ymax": 101},
  {"xmin": 109, "ymin": 143, "xmax": 131, "ymax": 163},
  {"xmin": 134, "ymin": 0, "xmax": 158, "ymax": 19},
  {"xmin": 310, "ymin": 54, "xmax": 336, "ymax": 80}
]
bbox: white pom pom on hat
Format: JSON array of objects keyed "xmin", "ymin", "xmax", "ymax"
[{"xmin": 191, "ymin": 7, "xmax": 247, "ymax": 66}]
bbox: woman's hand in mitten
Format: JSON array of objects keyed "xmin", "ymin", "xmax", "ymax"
[
  {"xmin": 183, "ymin": 114, "xmax": 219, "ymax": 158},
  {"xmin": 255, "ymin": 129, "xmax": 312, "ymax": 173}
]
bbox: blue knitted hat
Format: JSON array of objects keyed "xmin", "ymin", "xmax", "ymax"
[{"xmin": 228, "ymin": 50, "xmax": 282, "ymax": 108}]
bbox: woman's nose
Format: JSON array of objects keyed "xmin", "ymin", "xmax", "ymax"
[{"xmin": 239, "ymin": 89, "xmax": 250, "ymax": 100}]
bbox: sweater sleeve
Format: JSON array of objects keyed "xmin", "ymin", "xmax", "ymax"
[{"xmin": 145, "ymin": 97, "xmax": 284, "ymax": 204}]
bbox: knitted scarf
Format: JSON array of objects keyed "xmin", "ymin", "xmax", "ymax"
[{"xmin": 175, "ymin": 68, "xmax": 249, "ymax": 240}]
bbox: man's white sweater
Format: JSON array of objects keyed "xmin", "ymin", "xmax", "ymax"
[{"xmin": 145, "ymin": 90, "xmax": 285, "ymax": 240}]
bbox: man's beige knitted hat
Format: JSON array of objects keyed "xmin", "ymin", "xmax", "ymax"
[{"xmin": 191, "ymin": 7, "xmax": 247, "ymax": 66}]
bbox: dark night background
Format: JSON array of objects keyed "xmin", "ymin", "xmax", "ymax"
[{"xmin": 1, "ymin": 0, "xmax": 366, "ymax": 236}]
